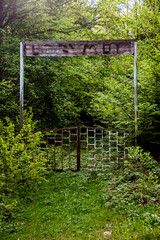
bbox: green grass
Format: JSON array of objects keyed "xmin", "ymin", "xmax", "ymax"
[
  {"xmin": 1, "ymin": 170, "xmax": 160, "ymax": 240},
  {"xmin": 1, "ymin": 171, "xmax": 112, "ymax": 240}
]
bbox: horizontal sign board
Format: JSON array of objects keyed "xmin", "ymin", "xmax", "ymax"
[{"xmin": 22, "ymin": 39, "xmax": 135, "ymax": 57}]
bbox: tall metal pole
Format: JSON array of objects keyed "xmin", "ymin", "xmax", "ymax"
[
  {"xmin": 20, "ymin": 42, "xmax": 24, "ymax": 130},
  {"xmin": 134, "ymin": 41, "xmax": 138, "ymax": 133},
  {"xmin": 77, "ymin": 126, "xmax": 81, "ymax": 171}
]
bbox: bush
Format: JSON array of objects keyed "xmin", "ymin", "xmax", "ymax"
[
  {"xmin": 0, "ymin": 111, "xmax": 47, "ymax": 220},
  {"xmin": 127, "ymin": 146, "xmax": 159, "ymax": 173},
  {"xmin": 100, "ymin": 147, "xmax": 160, "ymax": 210}
]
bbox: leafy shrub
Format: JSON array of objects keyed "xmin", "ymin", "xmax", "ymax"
[
  {"xmin": 0, "ymin": 115, "xmax": 47, "ymax": 192},
  {"xmin": 127, "ymin": 146, "xmax": 159, "ymax": 173},
  {"xmin": 0, "ymin": 111, "xmax": 47, "ymax": 220},
  {"xmin": 100, "ymin": 147, "xmax": 160, "ymax": 210}
]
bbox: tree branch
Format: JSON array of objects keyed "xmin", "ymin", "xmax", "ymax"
[
  {"xmin": 16, "ymin": 0, "xmax": 40, "ymax": 9},
  {"xmin": 2, "ymin": 5, "xmax": 39, "ymax": 28},
  {"xmin": 25, "ymin": 18, "xmax": 98, "ymax": 36},
  {"xmin": 0, "ymin": 0, "xmax": 16, "ymax": 24},
  {"xmin": 1, "ymin": 0, "xmax": 40, "ymax": 28}
]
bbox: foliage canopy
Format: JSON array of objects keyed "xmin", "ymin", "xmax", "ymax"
[{"xmin": 0, "ymin": 0, "xmax": 160, "ymax": 157}]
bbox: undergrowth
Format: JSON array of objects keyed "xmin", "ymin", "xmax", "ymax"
[
  {"xmin": 0, "ymin": 111, "xmax": 48, "ymax": 224},
  {"xmin": 0, "ymin": 146, "xmax": 160, "ymax": 239}
]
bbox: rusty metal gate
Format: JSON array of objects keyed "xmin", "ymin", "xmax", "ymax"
[{"xmin": 38, "ymin": 126, "xmax": 127, "ymax": 171}]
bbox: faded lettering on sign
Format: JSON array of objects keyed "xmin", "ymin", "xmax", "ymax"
[{"xmin": 23, "ymin": 40, "xmax": 134, "ymax": 57}]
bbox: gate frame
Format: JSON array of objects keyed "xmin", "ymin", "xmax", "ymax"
[
  {"xmin": 20, "ymin": 39, "xmax": 138, "ymax": 133},
  {"xmin": 34, "ymin": 126, "xmax": 127, "ymax": 171}
]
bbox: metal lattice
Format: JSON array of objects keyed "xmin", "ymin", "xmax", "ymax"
[
  {"xmin": 80, "ymin": 127, "xmax": 126, "ymax": 170},
  {"xmin": 36, "ymin": 126, "xmax": 127, "ymax": 171}
]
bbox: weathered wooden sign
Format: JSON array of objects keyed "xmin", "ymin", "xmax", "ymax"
[{"xmin": 22, "ymin": 39, "xmax": 135, "ymax": 57}]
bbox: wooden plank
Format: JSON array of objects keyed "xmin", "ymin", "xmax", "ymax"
[{"xmin": 22, "ymin": 39, "xmax": 135, "ymax": 57}]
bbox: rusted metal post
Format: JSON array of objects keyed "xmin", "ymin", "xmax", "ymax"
[
  {"xmin": 134, "ymin": 41, "xmax": 138, "ymax": 134},
  {"xmin": 77, "ymin": 126, "xmax": 81, "ymax": 171},
  {"xmin": 20, "ymin": 42, "xmax": 24, "ymax": 130}
]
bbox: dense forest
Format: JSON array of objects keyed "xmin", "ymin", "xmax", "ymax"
[
  {"xmin": 0, "ymin": 1, "xmax": 160, "ymax": 239},
  {"xmin": 0, "ymin": 0, "xmax": 159, "ymax": 157}
]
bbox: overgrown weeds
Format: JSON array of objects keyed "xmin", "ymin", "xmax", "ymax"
[
  {"xmin": 0, "ymin": 111, "xmax": 48, "ymax": 222},
  {"xmin": 100, "ymin": 146, "xmax": 160, "ymax": 209},
  {"xmin": 0, "ymin": 141, "xmax": 160, "ymax": 239},
  {"xmin": 97, "ymin": 146, "xmax": 160, "ymax": 239}
]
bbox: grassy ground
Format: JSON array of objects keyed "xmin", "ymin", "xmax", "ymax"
[{"xmin": 1, "ymin": 170, "xmax": 160, "ymax": 240}]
